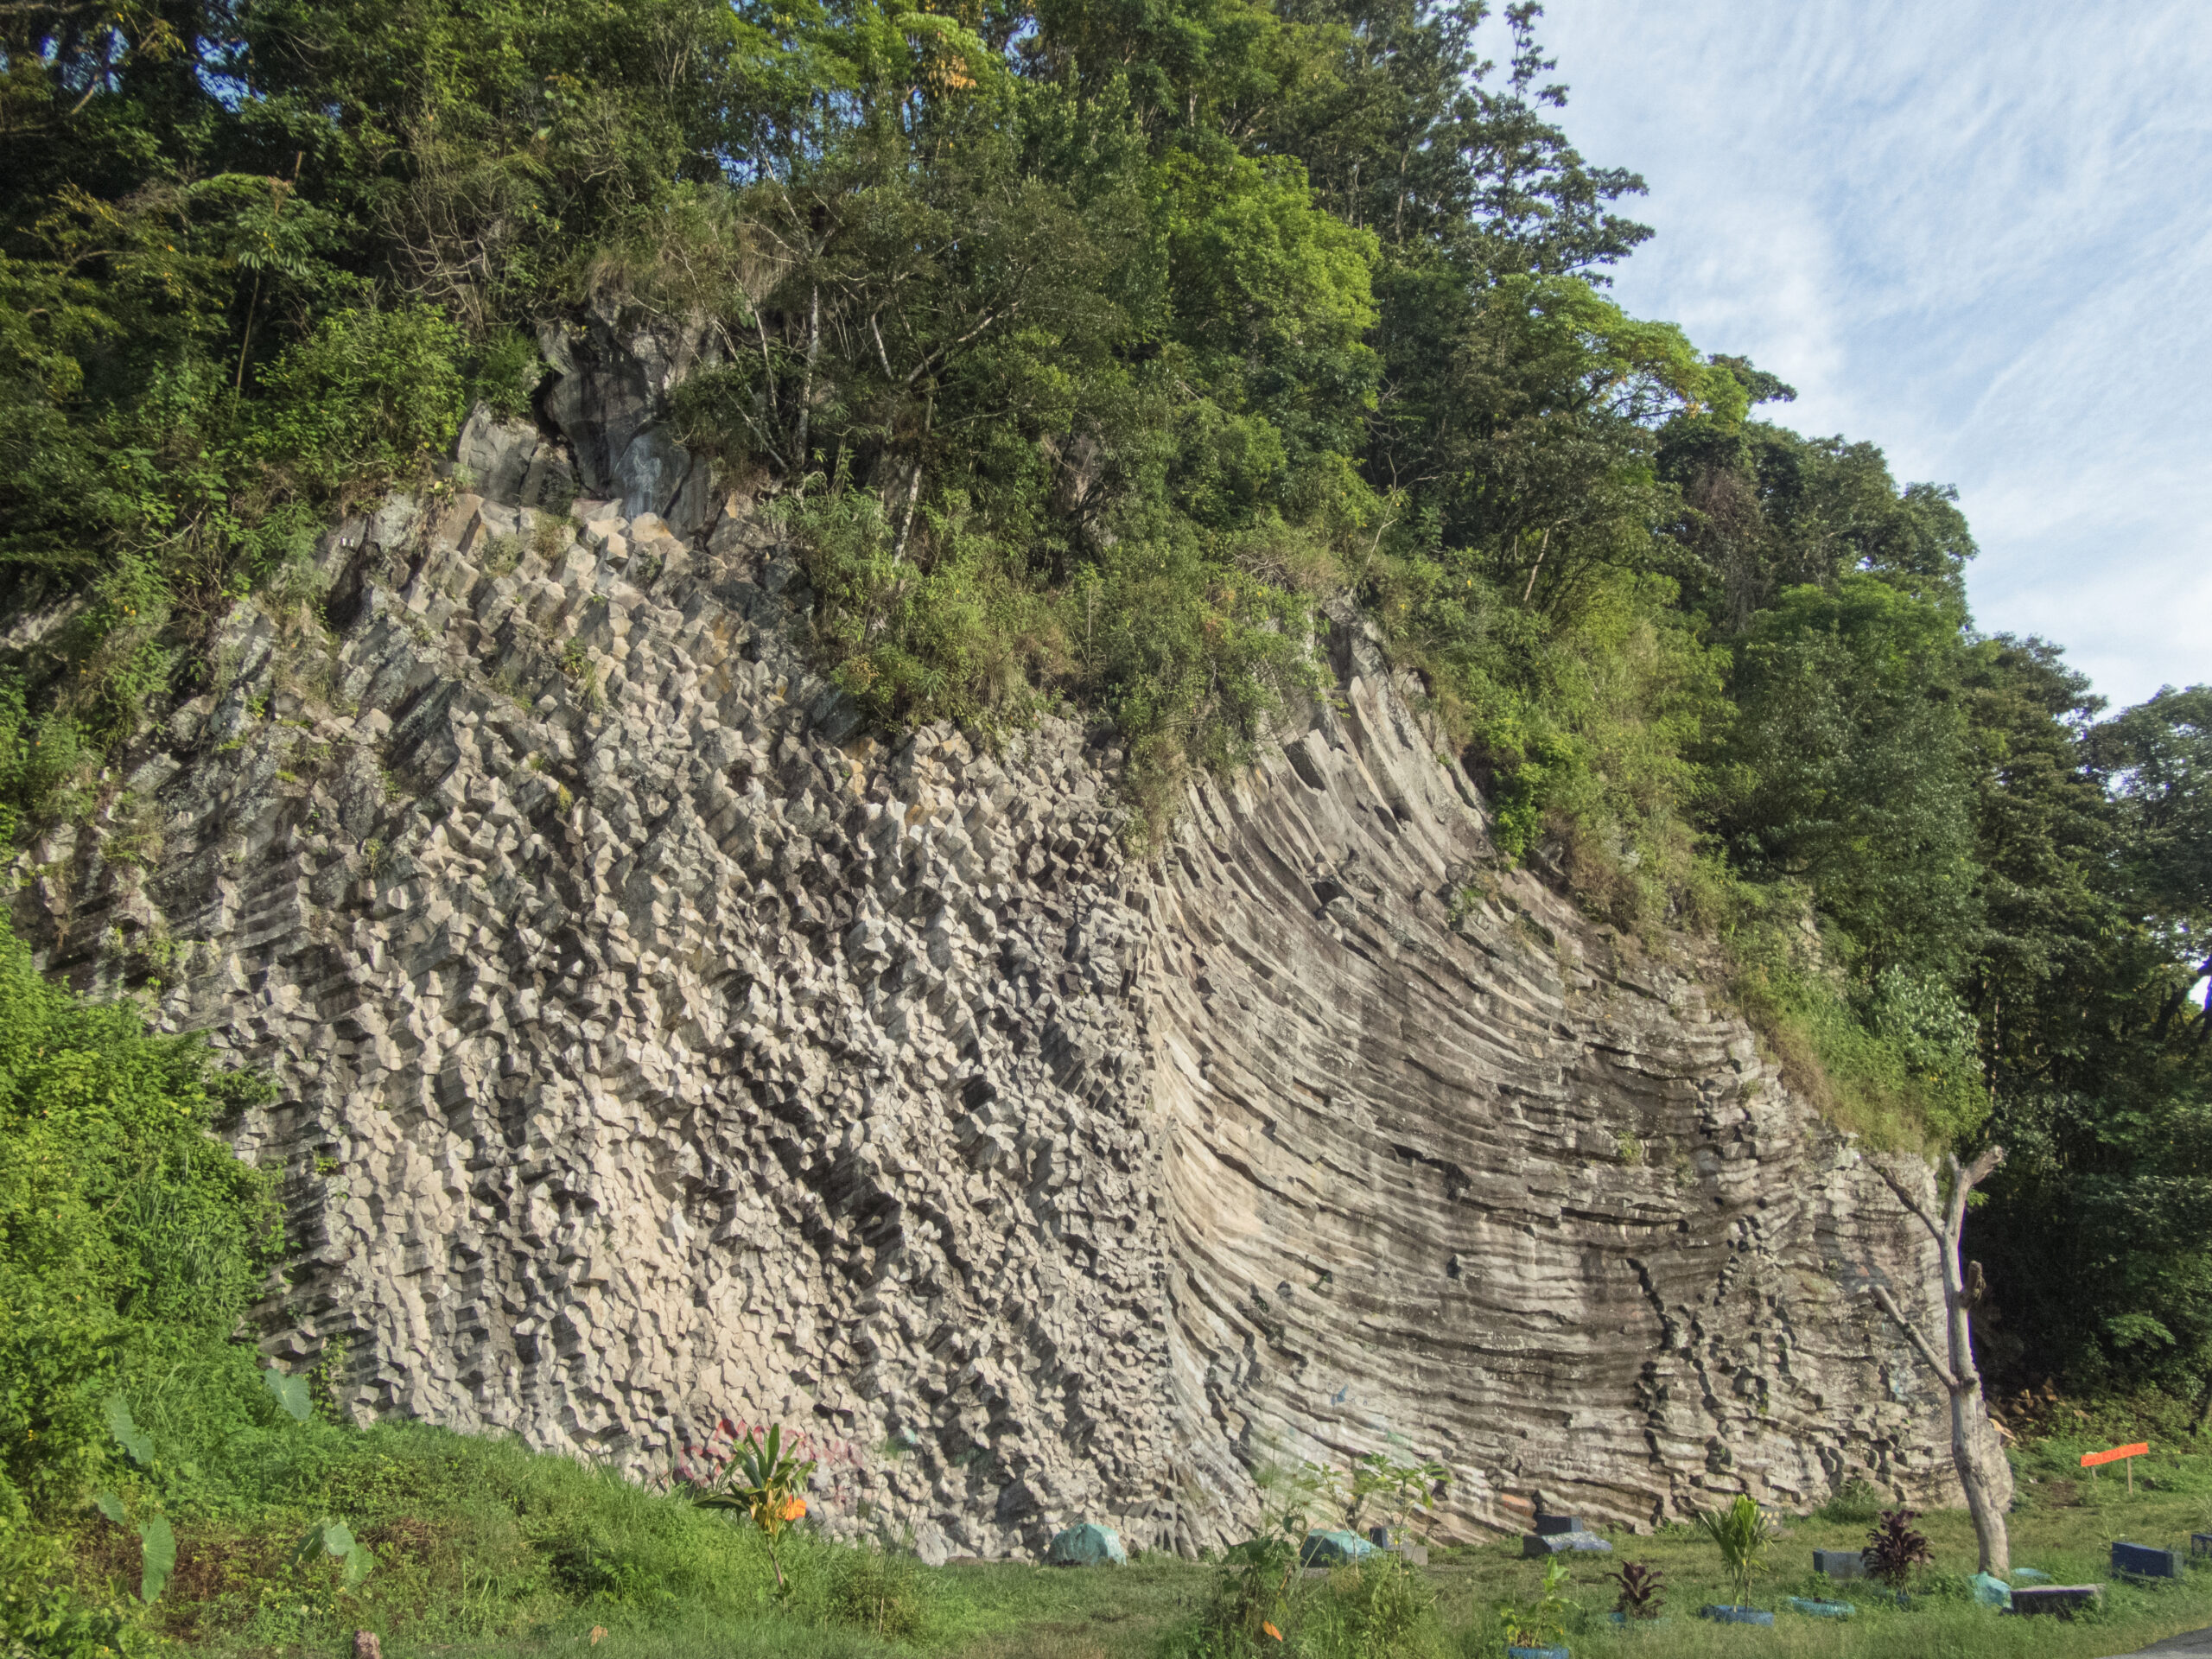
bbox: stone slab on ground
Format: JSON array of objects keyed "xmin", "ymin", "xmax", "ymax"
[
  {"xmin": 1812, "ymin": 1548, "xmax": 1866, "ymax": 1579},
  {"xmin": 1700, "ymin": 1605, "xmax": 1776, "ymax": 1626},
  {"xmin": 2014, "ymin": 1585, "xmax": 2103, "ymax": 1617},
  {"xmin": 1534, "ymin": 1515, "xmax": 1586, "ymax": 1535},
  {"xmin": 1522, "ymin": 1530, "xmax": 1611, "ymax": 1557},
  {"xmin": 1788, "ymin": 1597, "xmax": 1854, "ymax": 1619}
]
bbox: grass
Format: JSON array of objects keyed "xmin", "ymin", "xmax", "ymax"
[{"xmin": 40, "ymin": 1406, "xmax": 2212, "ymax": 1659}]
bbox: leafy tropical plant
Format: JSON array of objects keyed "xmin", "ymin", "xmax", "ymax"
[
  {"xmin": 1497, "ymin": 1556, "xmax": 1573, "ymax": 1649},
  {"xmin": 1349, "ymin": 1445, "xmax": 1450, "ymax": 1541},
  {"xmin": 1694, "ymin": 1493, "xmax": 1774, "ymax": 1607},
  {"xmin": 1606, "ymin": 1559, "xmax": 1665, "ymax": 1619},
  {"xmin": 92, "ymin": 1491, "xmax": 174, "ymax": 1604},
  {"xmin": 1862, "ymin": 1506, "xmax": 1933, "ymax": 1587},
  {"xmin": 293, "ymin": 1519, "xmax": 377, "ymax": 1588},
  {"xmin": 695, "ymin": 1422, "xmax": 817, "ymax": 1592}
]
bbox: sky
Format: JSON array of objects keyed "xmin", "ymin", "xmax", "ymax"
[{"xmin": 1500, "ymin": 0, "xmax": 2212, "ymax": 710}]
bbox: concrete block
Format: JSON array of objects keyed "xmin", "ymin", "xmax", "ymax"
[
  {"xmin": 2012, "ymin": 1584, "xmax": 2102, "ymax": 1616},
  {"xmin": 1534, "ymin": 1515, "xmax": 1586, "ymax": 1535},
  {"xmin": 1812, "ymin": 1548, "xmax": 1866, "ymax": 1580}
]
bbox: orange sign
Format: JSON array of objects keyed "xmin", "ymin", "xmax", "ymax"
[{"xmin": 2080, "ymin": 1442, "xmax": 2150, "ymax": 1468}]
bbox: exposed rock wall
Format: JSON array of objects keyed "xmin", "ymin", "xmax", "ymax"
[{"xmin": 16, "ymin": 434, "xmax": 1957, "ymax": 1558}]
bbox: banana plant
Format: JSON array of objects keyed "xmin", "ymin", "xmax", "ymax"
[{"xmin": 696, "ymin": 1423, "xmax": 817, "ymax": 1592}]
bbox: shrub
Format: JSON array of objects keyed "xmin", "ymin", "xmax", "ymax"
[
  {"xmin": 1862, "ymin": 1506, "xmax": 1932, "ymax": 1586},
  {"xmin": 1606, "ymin": 1559, "xmax": 1664, "ymax": 1618},
  {"xmin": 1302, "ymin": 1553, "xmax": 1440, "ymax": 1657},
  {"xmin": 1815, "ymin": 1478, "xmax": 1882, "ymax": 1525},
  {"xmin": 1694, "ymin": 1493, "xmax": 1773, "ymax": 1608},
  {"xmin": 1496, "ymin": 1556, "xmax": 1571, "ymax": 1652},
  {"xmin": 0, "ymin": 917, "xmax": 277, "ymax": 1515},
  {"xmin": 253, "ymin": 306, "xmax": 467, "ymax": 498}
]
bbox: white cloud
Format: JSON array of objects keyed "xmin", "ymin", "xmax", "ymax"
[{"xmin": 1503, "ymin": 0, "xmax": 2212, "ymax": 705}]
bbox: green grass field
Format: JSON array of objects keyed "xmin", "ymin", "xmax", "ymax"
[{"xmin": 47, "ymin": 1409, "xmax": 2212, "ymax": 1659}]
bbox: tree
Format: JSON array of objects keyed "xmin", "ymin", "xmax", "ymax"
[
  {"xmin": 1713, "ymin": 575, "xmax": 1981, "ymax": 985},
  {"xmin": 1867, "ymin": 1147, "xmax": 2012, "ymax": 1576}
]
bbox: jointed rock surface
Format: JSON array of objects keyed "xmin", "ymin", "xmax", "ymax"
[{"xmin": 15, "ymin": 400, "xmax": 1957, "ymax": 1560}]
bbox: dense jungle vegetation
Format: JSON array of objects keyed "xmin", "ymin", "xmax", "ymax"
[{"xmin": 1, "ymin": 0, "xmax": 2209, "ymax": 1562}]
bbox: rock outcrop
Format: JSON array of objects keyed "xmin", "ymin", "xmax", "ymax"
[{"xmin": 14, "ymin": 418, "xmax": 1959, "ymax": 1559}]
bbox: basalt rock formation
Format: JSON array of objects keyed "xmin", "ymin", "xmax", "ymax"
[{"xmin": 14, "ymin": 408, "xmax": 1960, "ymax": 1560}]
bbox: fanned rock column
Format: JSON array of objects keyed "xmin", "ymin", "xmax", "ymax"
[
  {"xmin": 16, "ymin": 431, "xmax": 1955, "ymax": 1558},
  {"xmin": 1148, "ymin": 624, "xmax": 1955, "ymax": 1540}
]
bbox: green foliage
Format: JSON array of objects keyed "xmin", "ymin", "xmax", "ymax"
[
  {"xmin": 1694, "ymin": 1493, "xmax": 1774, "ymax": 1607},
  {"xmin": 1496, "ymin": 1554, "xmax": 1572, "ymax": 1649},
  {"xmin": 0, "ymin": 916, "xmax": 277, "ymax": 1516},
  {"xmin": 1861, "ymin": 1507, "xmax": 1932, "ymax": 1588},
  {"xmin": 1300, "ymin": 1552, "xmax": 1440, "ymax": 1658},
  {"xmin": 695, "ymin": 1422, "xmax": 817, "ymax": 1592},
  {"xmin": 1713, "ymin": 575, "xmax": 1980, "ymax": 984},
  {"xmin": 263, "ymin": 1367, "xmax": 314, "ymax": 1424},
  {"xmin": 1725, "ymin": 906, "xmax": 1988, "ymax": 1152},
  {"xmin": 824, "ymin": 1541, "xmax": 924, "ymax": 1640},
  {"xmin": 784, "ymin": 489, "xmax": 1060, "ymax": 740},
  {"xmin": 1348, "ymin": 1446, "xmax": 1448, "ymax": 1542},
  {"xmin": 253, "ymin": 307, "xmax": 467, "ymax": 497},
  {"xmin": 1815, "ymin": 1480, "xmax": 1884, "ymax": 1527}
]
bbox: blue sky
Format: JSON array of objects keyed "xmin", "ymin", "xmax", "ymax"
[{"xmin": 1502, "ymin": 0, "xmax": 2212, "ymax": 710}]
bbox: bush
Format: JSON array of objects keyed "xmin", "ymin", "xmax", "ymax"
[
  {"xmin": 1726, "ymin": 898, "xmax": 1988, "ymax": 1151},
  {"xmin": 0, "ymin": 918, "xmax": 277, "ymax": 1515},
  {"xmin": 253, "ymin": 306, "xmax": 468, "ymax": 498}
]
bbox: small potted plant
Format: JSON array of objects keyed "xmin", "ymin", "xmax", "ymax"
[
  {"xmin": 1695, "ymin": 1494, "xmax": 1776, "ymax": 1626},
  {"xmin": 1500, "ymin": 1556, "xmax": 1573, "ymax": 1658},
  {"xmin": 1862, "ymin": 1506, "xmax": 1931, "ymax": 1606},
  {"xmin": 1606, "ymin": 1560, "xmax": 1665, "ymax": 1625}
]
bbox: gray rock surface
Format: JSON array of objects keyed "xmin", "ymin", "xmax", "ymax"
[
  {"xmin": 537, "ymin": 301, "xmax": 715, "ymax": 537},
  {"xmin": 16, "ymin": 414, "xmax": 1960, "ymax": 1560}
]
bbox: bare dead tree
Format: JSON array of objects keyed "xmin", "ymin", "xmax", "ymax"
[{"xmin": 1866, "ymin": 1146, "xmax": 2012, "ymax": 1576}]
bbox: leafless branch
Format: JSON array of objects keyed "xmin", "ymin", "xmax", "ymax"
[
  {"xmin": 1870, "ymin": 1283, "xmax": 1961, "ymax": 1393},
  {"xmin": 1868, "ymin": 1157, "xmax": 1946, "ymax": 1243}
]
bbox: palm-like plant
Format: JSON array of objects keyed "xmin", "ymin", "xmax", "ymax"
[
  {"xmin": 1694, "ymin": 1493, "xmax": 1774, "ymax": 1608},
  {"xmin": 696, "ymin": 1423, "xmax": 818, "ymax": 1592}
]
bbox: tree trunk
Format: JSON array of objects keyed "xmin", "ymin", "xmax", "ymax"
[
  {"xmin": 1870, "ymin": 1147, "xmax": 2012, "ymax": 1576},
  {"xmin": 792, "ymin": 282, "xmax": 822, "ymax": 486}
]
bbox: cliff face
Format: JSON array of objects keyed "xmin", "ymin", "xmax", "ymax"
[{"xmin": 15, "ymin": 406, "xmax": 1959, "ymax": 1558}]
